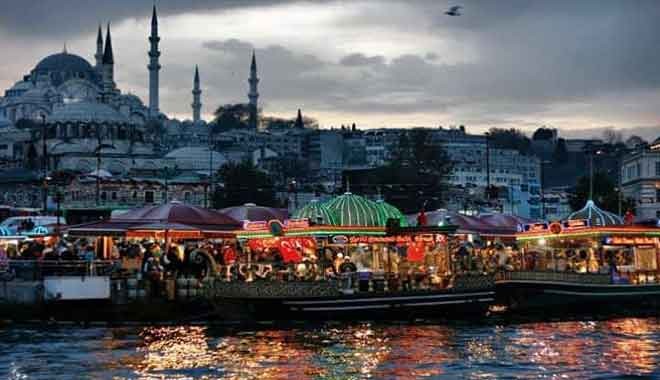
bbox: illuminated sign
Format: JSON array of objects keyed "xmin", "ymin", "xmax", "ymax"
[
  {"xmin": 563, "ymin": 219, "xmax": 590, "ymax": 229},
  {"xmin": 603, "ymin": 236, "xmax": 657, "ymax": 246},
  {"xmin": 284, "ymin": 218, "xmax": 310, "ymax": 229},
  {"xmin": 347, "ymin": 234, "xmax": 447, "ymax": 245},
  {"xmin": 243, "ymin": 220, "xmax": 268, "ymax": 231},
  {"xmin": 243, "ymin": 218, "xmax": 309, "ymax": 232}
]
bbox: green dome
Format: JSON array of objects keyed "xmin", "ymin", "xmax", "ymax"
[
  {"xmin": 375, "ymin": 200, "xmax": 408, "ymax": 227},
  {"xmin": 325, "ymin": 192, "xmax": 382, "ymax": 227},
  {"xmin": 293, "ymin": 199, "xmax": 338, "ymax": 225}
]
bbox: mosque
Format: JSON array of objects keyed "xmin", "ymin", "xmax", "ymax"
[{"xmin": 0, "ymin": 5, "xmax": 260, "ymax": 175}]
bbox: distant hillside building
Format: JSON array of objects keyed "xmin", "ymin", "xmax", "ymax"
[{"xmin": 621, "ymin": 138, "xmax": 660, "ymax": 221}]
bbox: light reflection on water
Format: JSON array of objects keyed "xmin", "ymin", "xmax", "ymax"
[{"xmin": 0, "ymin": 318, "xmax": 659, "ymax": 379}]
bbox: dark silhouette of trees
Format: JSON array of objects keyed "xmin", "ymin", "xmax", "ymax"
[
  {"xmin": 212, "ymin": 160, "xmax": 278, "ymax": 208},
  {"xmin": 365, "ymin": 129, "xmax": 452, "ymax": 213},
  {"xmin": 569, "ymin": 171, "xmax": 634, "ymax": 213},
  {"xmin": 532, "ymin": 127, "xmax": 556, "ymax": 140},
  {"xmin": 487, "ymin": 128, "xmax": 532, "ymax": 154},
  {"xmin": 212, "ymin": 103, "xmax": 253, "ymax": 132}
]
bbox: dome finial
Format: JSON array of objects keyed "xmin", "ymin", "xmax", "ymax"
[{"xmin": 346, "ymin": 177, "xmax": 351, "ymax": 194}]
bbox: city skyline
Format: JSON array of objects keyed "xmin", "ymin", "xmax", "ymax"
[{"xmin": 1, "ymin": 0, "xmax": 659, "ymax": 139}]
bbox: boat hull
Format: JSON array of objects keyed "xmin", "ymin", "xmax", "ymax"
[
  {"xmin": 497, "ymin": 272, "xmax": 660, "ymax": 311},
  {"xmin": 208, "ymin": 277, "xmax": 495, "ymax": 321}
]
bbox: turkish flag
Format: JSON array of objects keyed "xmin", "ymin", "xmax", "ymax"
[
  {"xmin": 406, "ymin": 242, "xmax": 425, "ymax": 262},
  {"xmin": 278, "ymin": 239, "xmax": 303, "ymax": 263},
  {"xmin": 247, "ymin": 239, "xmax": 263, "ymax": 252},
  {"xmin": 624, "ymin": 210, "xmax": 635, "ymax": 225},
  {"xmin": 417, "ymin": 211, "xmax": 427, "ymax": 227},
  {"xmin": 222, "ymin": 246, "xmax": 237, "ymax": 264}
]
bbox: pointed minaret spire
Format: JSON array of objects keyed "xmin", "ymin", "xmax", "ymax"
[
  {"xmin": 294, "ymin": 109, "xmax": 304, "ymax": 128},
  {"xmin": 148, "ymin": 3, "xmax": 161, "ymax": 117},
  {"xmin": 103, "ymin": 23, "xmax": 114, "ymax": 64},
  {"xmin": 95, "ymin": 24, "xmax": 104, "ymax": 71},
  {"xmin": 101, "ymin": 23, "xmax": 116, "ymax": 102},
  {"xmin": 62, "ymin": 42, "xmax": 67, "ymax": 54},
  {"xmin": 192, "ymin": 65, "xmax": 202, "ymax": 123},
  {"xmin": 248, "ymin": 50, "xmax": 259, "ymax": 129}
]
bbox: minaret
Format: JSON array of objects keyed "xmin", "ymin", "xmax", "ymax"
[
  {"xmin": 294, "ymin": 108, "xmax": 304, "ymax": 128},
  {"xmin": 148, "ymin": 4, "xmax": 161, "ymax": 118},
  {"xmin": 248, "ymin": 50, "xmax": 259, "ymax": 128},
  {"xmin": 95, "ymin": 25, "xmax": 103, "ymax": 73},
  {"xmin": 102, "ymin": 23, "xmax": 115, "ymax": 102},
  {"xmin": 192, "ymin": 65, "xmax": 202, "ymax": 123}
]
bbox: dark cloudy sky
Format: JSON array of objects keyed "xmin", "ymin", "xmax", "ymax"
[{"xmin": 1, "ymin": 0, "xmax": 659, "ymax": 138}]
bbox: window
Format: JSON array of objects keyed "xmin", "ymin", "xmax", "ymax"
[
  {"xmin": 657, "ymin": 188, "xmax": 660, "ymax": 203},
  {"xmin": 145, "ymin": 191, "xmax": 154, "ymax": 203},
  {"xmin": 111, "ymin": 192, "xmax": 117, "ymax": 200},
  {"xmin": 656, "ymin": 161, "xmax": 660, "ymax": 176}
]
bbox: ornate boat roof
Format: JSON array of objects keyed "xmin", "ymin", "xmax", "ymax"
[
  {"xmin": 293, "ymin": 199, "xmax": 338, "ymax": 226},
  {"xmin": 567, "ymin": 200, "xmax": 622, "ymax": 226}
]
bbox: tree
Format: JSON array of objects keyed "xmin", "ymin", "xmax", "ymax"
[
  {"xmin": 262, "ymin": 115, "xmax": 319, "ymax": 130},
  {"xmin": 212, "ymin": 160, "xmax": 278, "ymax": 208},
  {"xmin": 487, "ymin": 128, "xmax": 532, "ymax": 154},
  {"xmin": 532, "ymin": 127, "xmax": 556, "ymax": 141},
  {"xmin": 569, "ymin": 171, "xmax": 634, "ymax": 214},
  {"xmin": 365, "ymin": 129, "xmax": 452, "ymax": 213},
  {"xmin": 212, "ymin": 103, "xmax": 253, "ymax": 132}
]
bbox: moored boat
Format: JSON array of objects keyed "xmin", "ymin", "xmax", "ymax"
[
  {"xmin": 496, "ymin": 203, "xmax": 660, "ymax": 311},
  {"xmin": 206, "ymin": 193, "xmax": 496, "ymax": 321}
]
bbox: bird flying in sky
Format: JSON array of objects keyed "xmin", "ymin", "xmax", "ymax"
[{"xmin": 445, "ymin": 5, "xmax": 462, "ymax": 16}]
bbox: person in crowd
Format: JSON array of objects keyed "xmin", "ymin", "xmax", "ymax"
[
  {"xmin": 556, "ymin": 251, "xmax": 568, "ymax": 272},
  {"xmin": 333, "ymin": 252, "xmax": 344, "ymax": 273},
  {"xmin": 143, "ymin": 256, "xmax": 163, "ymax": 297},
  {"xmin": 190, "ymin": 250, "xmax": 210, "ymax": 279},
  {"xmin": 82, "ymin": 245, "xmax": 96, "ymax": 275},
  {"xmin": 339, "ymin": 256, "xmax": 357, "ymax": 273},
  {"xmin": 163, "ymin": 244, "xmax": 183, "ymax": 276}
]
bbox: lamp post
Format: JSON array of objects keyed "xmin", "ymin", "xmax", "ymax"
[
  {"xmin": 41, "ymin": 114, "xmax": 48, "ymax": 213},
  {"xmin": 588, "ymin": 148, "xmax": 604, "ymax": 201}
]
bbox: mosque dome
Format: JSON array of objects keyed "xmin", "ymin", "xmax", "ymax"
[
  {"xmin": 31, "ymin": 52, "xmax": 98, "ymax": 86},
  {"xmin": 34, "ymin": 52, "xmax": 95, "ymax": 75},
  {"xmin": 375, "ymin": 199, "xmax": 408, "ymax": 227},
  {"xmin": 567, "ymin": 200, "xmax": 622, "ymax": 226},
  {"xmin": 48, "ymin": 102, "xmax": 129, "ymax": 124},
  {"xmin": 325, "ymin": 192, "xmax": 383, "ymax": 227},
  {"xmin": 293, "ymin": 199, "xmax": 338, "ymax": 225}
]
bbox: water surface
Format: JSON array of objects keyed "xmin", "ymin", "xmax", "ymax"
[{"xmin": 1, "ymin": 318, "xmax": 659, "ymax": 379}]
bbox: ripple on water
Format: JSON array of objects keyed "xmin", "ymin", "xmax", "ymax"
[{"xmin": 0, "ymin": 318, "xmax": 659, "ymax": 379}]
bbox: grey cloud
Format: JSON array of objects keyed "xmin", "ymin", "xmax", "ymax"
[
  {"xmin": 2, "ymin": 0, "xmax": 660, "ymax": 133},
  {"xmin": 339, "ymin": 53, "xmax": 385, "ymax": 67},
  {"xmin": 0, "ymin": 0, "xmax": 290, "ymax": 38}
]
